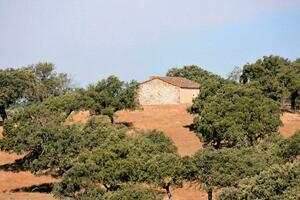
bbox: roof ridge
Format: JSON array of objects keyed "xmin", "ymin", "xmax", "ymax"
[{"xmin": 141, "ymin": 76, "xmax": 200, "ymax": 89}]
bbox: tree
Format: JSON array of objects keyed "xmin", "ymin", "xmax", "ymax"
[
  {"xmin": 217, "ymin": 161, "xmax": 300, "ymax": 200},
  {"xmin": 190, "ymin": 84, "xmax": 282, "ymax": 148},
  {"xmin": 167, "ymin": 65, "xmax": 234, "ymax": 110},
  {"xmin": 142, "ymin": 153, "xmax": 183, "ymax": 200},
  {"xmin": 259, "ymin": 130, "xmax": 300, "ymax": 161},
  {"xmin": 277, "ymin": 60, "xmax": 300, "ymax": 110},
  {"xmin": 188, "ymin": 148, "xmax": 283, "ymax": 200},
  {"xmin": 278, "ymin": 131, "xmax": 300, "ymax": 161},
  {"xmin": 41, "ymin": 91, "xmax": 96, "ymax": 116},
  {"xmin": 0, "ymin": 115, "xmax": 126, "ymax": 176},
  {"xmin": 166, "ymin": 65, "xmax": 224, "ymax": 86},
  {"xmin": 0, "ymin": 63, "xmax": 72, "ymax": 122},
  {"xmin": 227, "ymin": 66, "xmax": 242, "ymax": 83},
  {"xmin": 103, "ymin": 184, "xmax": 161, "ymax": 200},
  {"xmin": 54, "ymin": 131, "xmax": 177, "ymax": 199},
  {"xmin": 85, "ymin": 76, "xmax": 139, "ymax": 122},
  {"xmin": 30, "ymin": 62, "xmax": 71, "ymax": 102},
  {"xmin": 240, "ymin": 55, "xmax": 300, "ymax": 110},
  {"xmin": 0, "ymin": 73, "xmax": 141, "ymax": 176},
  {"xmin": 0, "ymin": 67, "xmax": 35, "ymax": 121}
]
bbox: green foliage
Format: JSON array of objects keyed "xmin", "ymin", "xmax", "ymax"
[
  {"xmin": 167, "ymin": 65, "xmax": 232, "ymax": 100},
  {"xmin": 54, "ymin": 184, "xmax": 161, "ymax": 200},
  {"xmin": 0, "ymin": 114, "xmax": 127, "ymax": 176},
  {"xmin": 217, "ymin": 161, "xmax": 300, "ymax": 200},
  {"xmin": 1, "ymin": 74, "xmax": 138, "ymax": 125},
  {"xmin": 103, "ymin": 185, "xmax": 162, "ymax": 200},
  {"xmin": 42, "ymin": 91, "xmax": 96, "ymax": 116},
  {"xmin": 241, "ymin": 55, "xmax": 300, "ymax": 110},
  {"xmin": 166, "ymin": 65, "xmax": 223, "ymax": 86},
  {"xmin": 258, "ymin": 132, "xmax": 285, "ymax": 154},
  {"xmin": 191, "ymin": 148, "xmax": 282, "ymax": 187},
  {"xmin": 189, "ymin": 148, "xmax": 283, "ymax": 199},
  {"xmin": 30, "ymin": 62, "xmax": 71, "ymax": 102},
  {"xmin": 142, "ymin": 153, "xmax": 183, "ymax": 200},
  {"xmin": 278, "ymin": 131, "xmax": 300, "ymax": 160},
  {"xmin": 0, "ymin": 67, "xmax": 35, "ymax": 107},
  {"xmin": 227, "ymin": 66, "xmax": 242, "ymax": 83},
  {"xmin": 0, "ymin": 67, "xmax": 36, "ymax": 120},
  {"xmin": 2, "ymin": 58, "xmax": 299, "ymax": 200},
  {"xmin": 0, "ymin": 63, "xmax": 71, "ymax": 122},
  {"xmin": 84, "ymin": 76, "xmax": 139, "ymax": 121},
  {"xmin": 259, "ymin": 131, "xmax": 300, "ymax": 161},
  {"xmin": 190, "ymin": 84, "xmax": 282, "ymax": 148},
  {"xmin": 0, "ymin": 72, "xmax": 140, "ymax": 179},
  {"xmin": 54, "ymin": 131, "xmax": 177, "ymax": 199}
]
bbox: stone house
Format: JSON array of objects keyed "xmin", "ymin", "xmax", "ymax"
[{"xmin": 138, "ymin": 76, "xmax": 200, "ymax": 105}]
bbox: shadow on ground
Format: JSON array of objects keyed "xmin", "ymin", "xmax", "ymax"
[{"xmin": 11, "ymin": 183, "xmax": 54, "ymax": 193}]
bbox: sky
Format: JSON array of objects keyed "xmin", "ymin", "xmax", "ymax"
[{"xmin": 1, "ymin": 0, "xmax": 300, "ymax": 86}]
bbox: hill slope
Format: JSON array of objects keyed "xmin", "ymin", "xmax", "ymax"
[
  {"xmin": 116, "ymin": 104, "xmax": 202, "ymax": 156},
  {"xmin": 0, "ymin": 107, "xmax": 300, "ymax": 200}
]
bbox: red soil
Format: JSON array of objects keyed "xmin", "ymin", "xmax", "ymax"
[
  {"xmin": 0, "ymin": 192, "xmax": 54, "ymax": 200},
  {"xmin": 116, "ymin": 104, "xmax": 203, "ymax": 156},
  {"xmin": 279, "ymin": 112, "xmax": 300, "ymax": 138},
  {"xmin": 0, "ymin": 171, "xmax": 58, "ymax": 192},
  {"xmin": 116, "ymin": 104, "xmax": 207, "ymax": 199},
  {"xmin": 65, "ymin": 110, "xmax": 90, "ymax": 125},
  {"xmin": 0, "ymin": 127, "xmax": 57, "ymax": 200}
]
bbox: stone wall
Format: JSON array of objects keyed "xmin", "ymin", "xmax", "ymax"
[
  {"xmin": 138, "ymin": 79, "xmax": 180, "ymax": 105},
  {"xmin": 179, "ymin": 88, "xmax": 200, "ymax": 104}
]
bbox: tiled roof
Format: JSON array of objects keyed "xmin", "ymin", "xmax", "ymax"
[{"xmin": 142, "ymin": 76, "xmax": 200, "ymax": 89}]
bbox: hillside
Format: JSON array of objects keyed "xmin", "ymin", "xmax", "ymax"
[
  {"xmin": 0, "ymin": 106, "xmax": 300, "ymax": 200},
  {"xmin": 116, "ymin": 104, "xmax": 202, "ymax": 156},
  {"xmin": 279, "ymin": 112, "xmax": 300, "ymax": 138}
]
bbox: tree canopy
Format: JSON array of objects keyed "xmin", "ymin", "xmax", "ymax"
[
  {"xmin": 217, "ymin": 161, "xmax": 300, "ymax": 200},
  {"xmin": 186, "ymin": 147, "xmax": 283, "ymax": 200},
  {"xmin": 0, "ymin": 72, "xmax": 140, "ymax": 178},
  {"xmin": 190, "ymin": 84, "xmax": 282, "ymax": 148},
  {"xmin": 54, "ymin": 131, "xmax": 177, "ymax": 199},
  {"xmin": 166, "ymin": 65, "xmax": 224, "ymax": 86},
  {"xmin": 0, "ymin": 114, "xmax": 127, "ymax": 176},
  {"xmin": 30, "ymin": 62, "xmax": 71, "ymax": 102},
  {"xmin": 0, "ymin": 63, "xmax": 71, "ymax": 121},
  {"xmin": 240, "ymin": 55, "xmax": 300, "ymax": 110},
  {"xmin": 0, "ymin": 67, "xmax": 35, "ymax": 120},
  {"xmin": 142, "ymin": 153, "xmax": 183, "ymax": 200},
  {"xmin": 84, "ymin": 75, "xmax": 139, "ymax": 122},
  {"xmin": 1, "ymin": 58, "xmax": 300, "ymax": 200}
]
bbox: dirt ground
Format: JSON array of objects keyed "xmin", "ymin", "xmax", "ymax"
[
  {"xmin": 0, "ymin": 127, "xmax": 57, "ymax": 200},
  {"xmin": 0, "ymin": 192, "xmax": 54, "ymax": 200},
  {"xmin": 279, "ymin": 112, "xmax": 300, "ymax": 138},
  {"xmin": 0, "ymin": 106, "xmax": 299, "ymax": 200},
  {"xmin": 116, "ymin": 104, "xmax": 202, "ymax": 156}
]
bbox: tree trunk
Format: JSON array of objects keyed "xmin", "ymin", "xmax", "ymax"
[
  {"xmin": 214, "ymin": 139, "xmax": 221, "ymax": 149},
  {"xmin": 165, "ymin": 185, "xmax": 173, "ymax": 200},
  {"xmin": 207, "ymin": 187, "xmax": 213, "ymax": 200},
  {"xmin": 0, "ymin": 105, "xmax": 7, "ymax": 122},
  {"xmin": 291, "ymin": 92, "xmax": 299, "ymax": 112},
  {"xmin": 110, "ymin": 115, "xmax": 114, "ymax": 124},
  {"xmin": 103, "ymin": 184, "xmax": 109, "ymax": 191},
  {"xmin": 66, "ymin": 109, "xmax": 73, "ymax": 117}
]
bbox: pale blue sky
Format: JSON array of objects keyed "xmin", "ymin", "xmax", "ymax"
[{"xmin": 1, "ymin": 0, "xmax": 300, "ymax": 86}]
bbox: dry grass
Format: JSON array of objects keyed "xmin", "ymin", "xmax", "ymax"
[
  {"xmin": 279, "ymin": 112, "xmax": 300, "ymax": 138},
  {"xmin": 65, "ymin": 110, "xmax": 91, "ymax": 125},
  {"xmin": 116, "ymin": 104, "xmax": 203, "ymax": 156}
]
